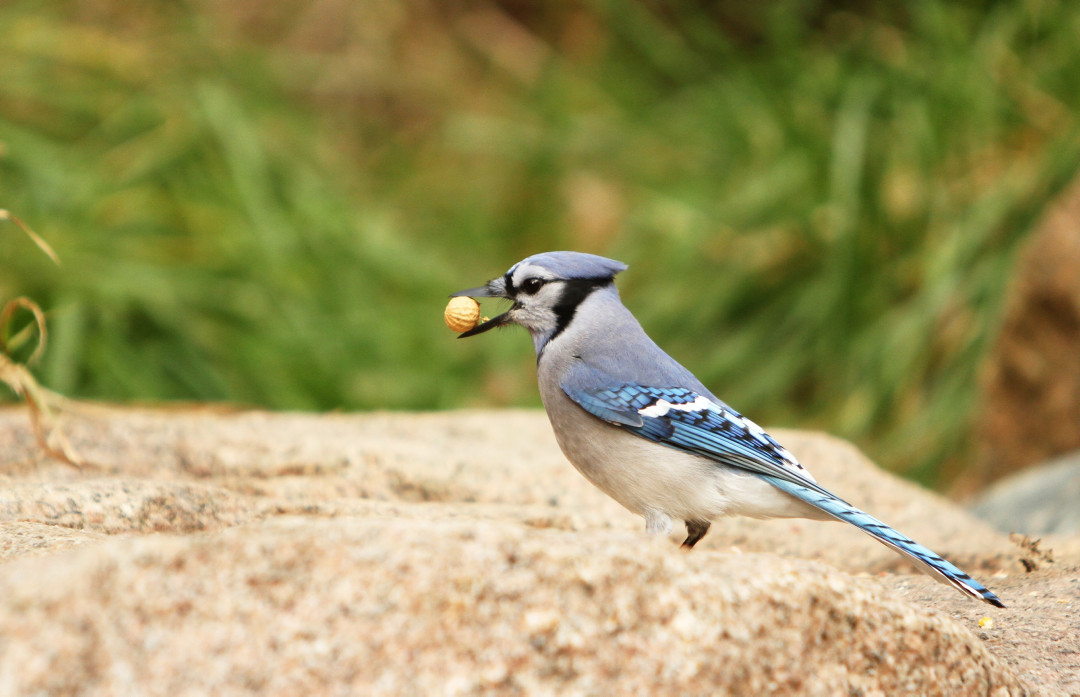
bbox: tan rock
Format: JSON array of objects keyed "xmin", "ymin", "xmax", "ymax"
[
  {"xmin": 1, "ymin": 406, "xmax": 1076, "ymax": 693},
  {"xmin": 0, "ymin": 521, "xmax": 104, "ymax": 563},
  {"xmin": 0, "ymin": 478, "xmax": 260, "ymax": 534},
  {"xmin": 0, "ymin": 408, "xmax": 1019, "ymax": 573},
  {"xmin": 0, "ymin": 518, "xmax": 1026, "ymax": 696}
]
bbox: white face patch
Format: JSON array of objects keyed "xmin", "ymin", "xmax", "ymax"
[
  {"xmin": 504, "ymin": 265, "xmax": 566, "ymax": 341},
  {"xmin": 499, "ymin": 259, "xmax": 616, "ymax": 355},
  {"xmin": 638, "ymin": 395, "xmax": 714, "ymax": 418}
]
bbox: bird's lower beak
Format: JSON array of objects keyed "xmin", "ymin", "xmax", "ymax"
[
  {"xmin": 451, "ymin": 281, "xmax": 512, "ymax": 338},
  {"xmin": 457, "ymin": 310, "xmax": 511, "ymax": 338}
]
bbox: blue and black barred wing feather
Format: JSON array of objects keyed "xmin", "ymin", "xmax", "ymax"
[
  {"xmin": 561, "ymin": 378, "xmax": 1005, "ymax": 608},
  {"xmin": 565, "ymin": 382, "xmax": 828, "ymax": 493}
]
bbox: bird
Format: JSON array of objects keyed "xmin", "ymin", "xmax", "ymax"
[{"xmin": 451, "ymin": 251, "xmax": 1004, "ymax": 607}]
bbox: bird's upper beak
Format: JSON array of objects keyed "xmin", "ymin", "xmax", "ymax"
[{"xmin": 450, "ymin": 279, "xmax": 513, "ymax": 338}]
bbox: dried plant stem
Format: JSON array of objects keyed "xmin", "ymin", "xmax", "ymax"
[
  {"xmin": 2, "ymin": 213, "xmax": 86, "ymax": 467},
  {"xmin": 0, "ymin": 354, "xmax": 85, "ymax": 467},
  {"xmin": 0, "ymin": 209, "xmax": 60, "ymax": 265}
]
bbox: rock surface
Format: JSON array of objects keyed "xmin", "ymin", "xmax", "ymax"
[{"xmin": 0, "ymin": 405, "xmax": 1077, "ymax": 695}]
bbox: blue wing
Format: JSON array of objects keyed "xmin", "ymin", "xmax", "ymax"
[
  {"xmin": 563, "ymin": 380, "xmax": 825, "ymax": 493},
  {"xmin": 561, "ymin": 372, "xmax": 1005, "ymax": 608}
]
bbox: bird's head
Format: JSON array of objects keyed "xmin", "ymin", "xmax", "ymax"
[{"xmin": 451, "ymin": 251, "xmax": 627, "ymax": 349}]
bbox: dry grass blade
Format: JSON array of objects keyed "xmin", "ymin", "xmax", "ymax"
[
  {"xmin": 0, "ymin": 353, "xmax": 85, "ymax": 468},
  {"xmin": 0, "ymin": 209, "xmax": 61, "ymax": 266},
  {"xmin": 0, "ymin": 296, "xmax": 48, "ymax": 366},
  {"xmin": 1, "ymin": 216, "xmax": 85, "ymax": 467}
]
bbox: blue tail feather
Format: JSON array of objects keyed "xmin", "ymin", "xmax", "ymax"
[{"xmin": 764, "ymin": 475, "xmax": 1005, "ymax": 608}]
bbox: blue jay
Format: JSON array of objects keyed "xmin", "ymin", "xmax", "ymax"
[{"xmin": 452, "ymin": 251, "xmax": 1003, "ymax": 607}]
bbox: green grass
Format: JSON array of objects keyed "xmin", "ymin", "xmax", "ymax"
[{"xmin": 2, "ymin": 0, "xmax": 1079, "ymax": 487}]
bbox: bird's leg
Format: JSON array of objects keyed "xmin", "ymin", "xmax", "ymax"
[
  {"xmin": 681, "ymin": 520, "xmax": 711, "ymax": 549},
  {"xmin": 644, "ymin": 510, "xmax": 674, "ymax": 537}
]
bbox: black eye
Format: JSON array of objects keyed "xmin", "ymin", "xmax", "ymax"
[{"xmin": 522, "ymin": 277, "xmax": 544, "ymax": 295}]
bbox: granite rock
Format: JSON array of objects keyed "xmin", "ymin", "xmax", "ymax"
[{"xmin": 0, "ymin": 406, "xmax": 1074, "ymax": 694}]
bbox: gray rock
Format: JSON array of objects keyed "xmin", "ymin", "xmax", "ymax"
[{"xmin": 969, "ymin": 450, "xmax": 1080, "ymax": 535}]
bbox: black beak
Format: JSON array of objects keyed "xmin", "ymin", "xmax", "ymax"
[
  {"xmin": 450, "ymin": 285, "xmax": 501, "ymax": 299},
  {"xmin": 450, "ymin": 282, "xmax": 512, "ymax": 338},
  {"xmin": 457, "ymin": 311, "xmax": 511, "ymax": 338}
]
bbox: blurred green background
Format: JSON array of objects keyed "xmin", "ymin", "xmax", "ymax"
[{"xmin": 2, "ymin": 0, "xmax": 1079, "ymax": 488}]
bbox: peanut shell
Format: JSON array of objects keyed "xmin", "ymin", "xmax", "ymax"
[{"xmin": 444, "ymin": 296, "xmax": 481, "ymax": 332}]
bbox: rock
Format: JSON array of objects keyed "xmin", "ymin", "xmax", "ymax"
[
  {"xmin": 0, "ymin": 521, "xmax": 104, "ymax": 563},
  {"xmin": 968, "ymin": 450, "xmax": 1080, "ymax": 535},
  {"xmin": 2, "ymin": 406, "xmax": 1076, "ymax": 693},
  {"xmin": 970, "ymin": 176, "xmax": 1080, "ymax": 490},
  {"xmin": 0, "ymin": 409, "xmax": 1018, "ymax": 575},
  {"xmin": 0, "ymin": 517, "xmax": 1025, "ymax": 696},
  {"xmin": 0, "ymin": 479, "xmax": 260, "ymax": 534}
]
